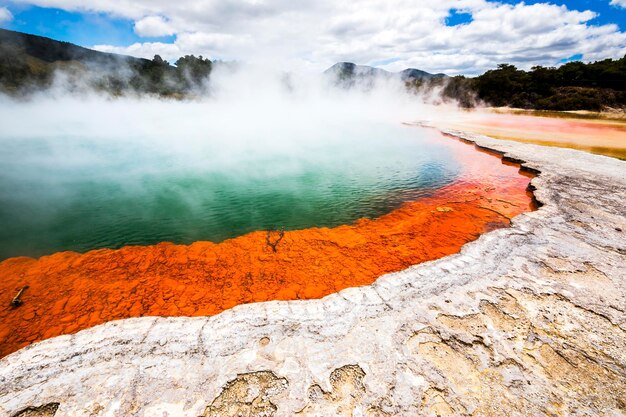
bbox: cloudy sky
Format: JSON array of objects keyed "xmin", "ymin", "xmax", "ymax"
[{"xmin": 1, "ymin": 0, "xmax": 625, "ymax": 74}]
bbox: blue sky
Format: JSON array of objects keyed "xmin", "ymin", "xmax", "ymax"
[
  {"xmin": 443, "ymin": 1, "xmax": 626, "ymax": 28},
  {"xmin": 0, "ymin": 5, "xmax": 174, "ymax": 46},
  {"xmin": 499, "ymin": 0, "xmax": 626, "ymax": 29},
  {"xmin": 0, "ymin": 0, "xmax": 624, "ymax": 74}
]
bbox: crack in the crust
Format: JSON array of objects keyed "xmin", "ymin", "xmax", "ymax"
[
  {"xmin": 123, "ymin": 367, "xmax": 143, "ymax": 416},
  {"xmin": 559, "ymin": 341, "xmax": 626, "ymax": 379},
  {"xmin": 549, "ymin": 345, "xmax": 580, "ymax": 369},
  {"xmin": 337, "ymin": 292, "xmax": 356, "ymax": 306},
  {"xmin": 608, "ymin": 304, "xmax": 626, "ymax": 314},
  {"xmin": 138, "ymin": 318, "xmax": 159, "ymax": 346},
  {"xmin": 584, "ymin": 239, "xmax": 626, "ymax": 256},
  {"xmin": 372, "ymin": 286, "xmax": 395, "ymax": 311},
  {"xmin": 197, "ymin": 319, "xmax": 210, "ymax": 356},
  {"xmin": 551, "ymin": 293, "xmax": 626, "ymax": 331},
  {"xmin": 11, "ymin": 403, "xmax": 59, "ymax": 417}
]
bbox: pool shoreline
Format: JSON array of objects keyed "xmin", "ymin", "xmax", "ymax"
[{"xmin": 0, "ymin": 132, "xmax": 535, "ymax": 358}]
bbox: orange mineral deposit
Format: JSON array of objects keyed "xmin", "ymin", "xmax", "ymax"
[{"xmin": 0, "ymin": 137, "xmax": 536, "ymax": 357}]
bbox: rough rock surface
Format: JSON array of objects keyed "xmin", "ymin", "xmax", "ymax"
[{"xmin": 1, "ymin": 130, "xmax": 625, "ymax": 417}]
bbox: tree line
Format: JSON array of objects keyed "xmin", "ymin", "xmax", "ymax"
[
  {"xmin": 104, "ymin": 54, "xmax": 213, "ymax": 97},
  {"xmin": 432, "ymin": 56, "xmax": 626, "ymax": 110},
  {"xmin": 0, "ymin": 48, "xmax": 212, "ymax": 97},
  {"xmin": 1, "ymin": 28, "xmax": 625, "ymax": 109},
  {"xmin": 0, "ymin": 27, "xmax": 213, "ymax": 96}
]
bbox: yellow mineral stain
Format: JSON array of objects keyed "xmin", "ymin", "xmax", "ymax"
[{"xmin": 435, "ymin": 108, "xmax": 626, "ymax": 160}]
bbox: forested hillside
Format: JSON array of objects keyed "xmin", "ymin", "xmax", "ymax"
[
  {"xmin": 0, "ymin": 28, "xmax": 212, "ymax": 97},
  {"xmin": 437, "ymin": 58, "xmax": 626, "ymax": 110}
]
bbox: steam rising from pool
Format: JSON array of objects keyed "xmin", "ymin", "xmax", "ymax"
[{"xmin": 0, "ymin": 69, "xmax": 462, "ymax": 259}]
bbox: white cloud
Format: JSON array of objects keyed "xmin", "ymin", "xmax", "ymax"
[
  {"xmin": 11, "ymin": 0, "xmax": 626, "ymax": 74},
  {"xmin": 94, "ymin": 42, "xmax": 181, "ymax": 61},
  {"xmin": 134, "ymin": 15, "xmax": 175, "ymax": 37},
  {"xmin": 611, "ymin": 0, "xmax": 626, "ymax": 8},
  {"xmin": 0, "ymin": 6, "xmax": 13, "ymax": 23}
]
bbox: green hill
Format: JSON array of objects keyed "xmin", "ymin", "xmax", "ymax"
[
  {"xmin": 443, "ymin": 59, "xmax": 626, "ymax": 110},
  {"xmin": 0, "ymin": 28, "xmax": 212, "ymax": 97}
]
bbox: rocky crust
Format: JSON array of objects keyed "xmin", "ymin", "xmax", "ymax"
[{"xmin": 1, "ymin": 130, "xmax": 625, "ymax": 417}]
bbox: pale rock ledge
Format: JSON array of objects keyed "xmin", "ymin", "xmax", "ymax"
[{"xmin": 1, "ymin": 130, "xmax": 625, "ymax": 417}]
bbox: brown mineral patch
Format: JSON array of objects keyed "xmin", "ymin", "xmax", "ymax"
[
  {"xmin": 11, "ymin": 404, "xmax": 59, "ymax": 417},
  {"xmin": 200, "ymin": 371, "xmax": 288, "ymax": 417},
  {"xmin": 297, "ymin": 365, "xmax": 367, "ymax": 416}
]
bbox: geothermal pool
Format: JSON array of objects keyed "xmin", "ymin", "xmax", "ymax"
[
  {"xmin": 0, "ymin": 122, "xmax": 535, "ymax": 357},
  {"xmin": 0, "ymin": 93, "xmax": 538, "ymax": 358},
  {"xmin": 0, "ymin": 124, "xmax": 460, "ymax": 260}
]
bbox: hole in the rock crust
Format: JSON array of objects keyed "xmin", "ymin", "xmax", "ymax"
[
  {"xmin": 12, "ymin": 403, "xmax": 60, "ymax": 417},
  {"xmin": 200, "ymin": 371, "xmax": 288, "ymax": 417},
  {"xmin": 260, "ymin": 337, "xmax": 271, "ymax": 346},
  {"xmin": 616, "ymin": 228, "xmax": 622, "ymax": 232}
]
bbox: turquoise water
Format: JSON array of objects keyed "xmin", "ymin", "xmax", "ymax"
[{"xmin": 0, "ymin": 124, "xmax": 461, "ymax": 259}]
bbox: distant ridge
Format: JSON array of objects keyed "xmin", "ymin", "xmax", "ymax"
[
  {"xmin": 324, "ymin": 62, "xmax": 391, "ymax": 78},
  {"xmin": 399, "ymin": 68, "xmax": 448, "ymax": 81},
  {"xmin": 0, "ymin": 27, "xmax": 146, "ymax": 65},
  {"xmin": 324, "ymin": 61, "xmax": 447, "ymax": 84}
]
